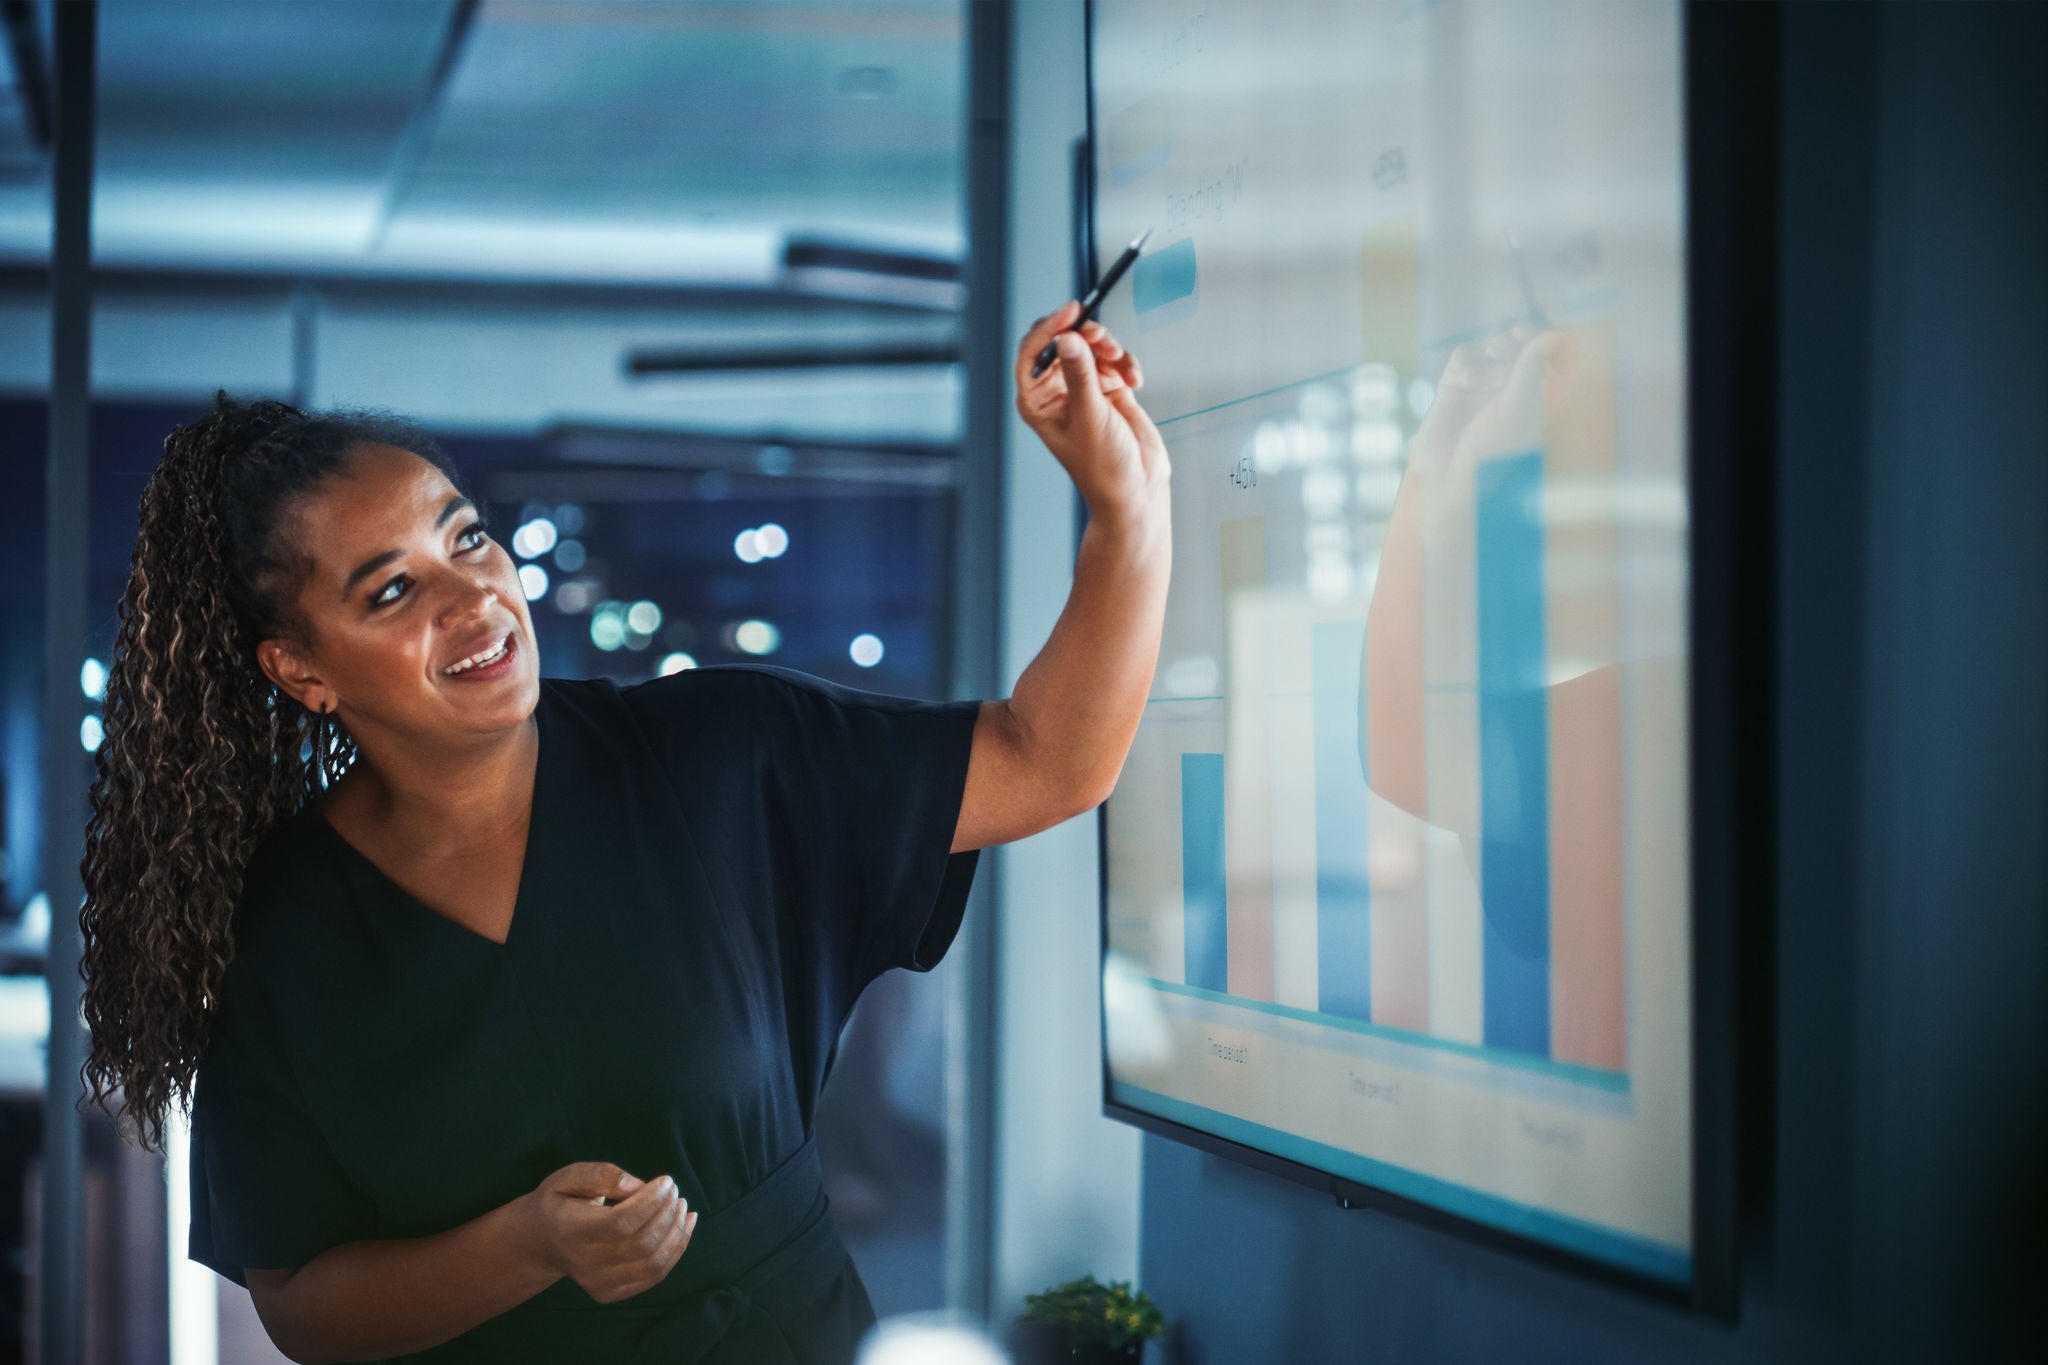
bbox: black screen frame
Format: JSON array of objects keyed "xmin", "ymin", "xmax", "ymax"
[{"xmin": 1086, "ymin": 0, "xmax": 1770, "ymax": 1319}]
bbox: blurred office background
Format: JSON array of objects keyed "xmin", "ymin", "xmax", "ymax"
[{"xmin": 0, "ymin": 2, "xmax": 1024, "ymax": 1361}]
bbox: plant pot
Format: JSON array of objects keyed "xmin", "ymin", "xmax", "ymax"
[{"xmin": 1006, "ymin": 1321, "xmax": 1146, "ymax": 1365}]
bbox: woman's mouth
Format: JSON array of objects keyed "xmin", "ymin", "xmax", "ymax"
[{"xmin": 441, "ymin": 632, "xmax": 517, "ymax": 682}]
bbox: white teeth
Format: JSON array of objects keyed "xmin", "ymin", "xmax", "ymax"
[{"xmin": 443, "ymin": 635, "xmax": 509, "ymax": 676}]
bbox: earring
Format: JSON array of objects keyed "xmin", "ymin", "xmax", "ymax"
[{"xmin": 309, "ymin": 697, "xmax": 346, "ymax": 785}]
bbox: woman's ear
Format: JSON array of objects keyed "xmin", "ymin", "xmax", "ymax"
[{"xmin": 256, "ymin": 637, "xmax": 332, "ymax": 715}]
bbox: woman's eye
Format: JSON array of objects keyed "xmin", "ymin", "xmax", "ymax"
[
  {"xmin": 372, "ymin": 576, "xmax": 408, "ymax": 608},
  {"xmin": 460, "ymin": 521, "xmax": 490, "ymax": 550}
]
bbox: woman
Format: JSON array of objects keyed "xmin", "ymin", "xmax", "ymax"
[{"xmin": 77, "ymin": 303, "xmax": 1169, "ymax": 1364}]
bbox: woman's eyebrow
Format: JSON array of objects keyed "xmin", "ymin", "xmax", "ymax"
[
  {"xmin": 339, "ymin": 494, "xmax": 476, "ymax": 600},
  {"xmin": 434, "ymin": 494, "xmax": 476, "ymax": 528}
]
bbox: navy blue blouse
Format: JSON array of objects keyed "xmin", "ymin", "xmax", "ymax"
[{"xmin": 186, "ymin": 665, "xmax": 982, "ymax": 1362}]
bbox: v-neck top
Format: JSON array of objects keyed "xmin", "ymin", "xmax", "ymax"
[
  {"xmin": 185, "ymin": 665, "xmax": 982, "ymax": 1362},
  {"xmin": 310, "ymin": 713, "xmax": 547, "ymax": 949}
]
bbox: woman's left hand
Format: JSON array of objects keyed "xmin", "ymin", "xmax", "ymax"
[{"xmin": 1015, "ymin": 301, "xmax": 1170, "ymax": 519}]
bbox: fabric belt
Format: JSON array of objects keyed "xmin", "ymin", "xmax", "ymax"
[{"xmin": 652, "ymin": 1133, "xmax": 831, "ymax": 1299}]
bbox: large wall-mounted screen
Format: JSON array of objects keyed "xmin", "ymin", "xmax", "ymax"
[{"xmin": 1093, "ymin": 0, "xmax": 1698, "ymax": 1293}]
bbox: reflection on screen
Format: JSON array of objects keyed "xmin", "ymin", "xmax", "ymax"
[{"xmin": 1096, "ymin": 0, "xmax": 1692, "ymax": 1283}]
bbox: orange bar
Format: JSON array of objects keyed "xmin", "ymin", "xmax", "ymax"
[
  {"xmin": 1544, "ymin": 322, "xmax": 1627, "ymax": 1071},
  {"xmin": 1548, "ymin": 667, "xmax": 1627, "ymax": 1069}
]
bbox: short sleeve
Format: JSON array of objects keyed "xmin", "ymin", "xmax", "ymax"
[
  {"xmin": 187, "ymin": 955, "xmax": 377, "ymax": 1288},
  {"xmin": 625, "ymin": 663, "xmax": 983, "ymax": 1005}
]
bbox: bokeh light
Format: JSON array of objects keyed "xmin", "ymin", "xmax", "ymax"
[
  {"xmin": 512, "ymin": 517, "xmax": 559, "ymax": 559},
  {"xmin": 518, "ymin": 563, "xmax": 550, "ymax": 601},
  {"xmin": 734, "ymin": 619, "xmax": 780, "ymax": 655},
  {"xmin": 590, "ymin": 604, "xmax": 626, "ymax": 651},
  {"xmin": 850, "ymin": 633, "xmax": 884, "ymax": 667}
]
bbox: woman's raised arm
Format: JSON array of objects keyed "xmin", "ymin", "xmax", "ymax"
[{"xmin": 951, "ymin": 302, "xmax": 1172, "ymax": 854}]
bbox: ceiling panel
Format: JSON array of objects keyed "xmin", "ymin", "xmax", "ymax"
[{"xmin": 0, "ymin": 0, "xmax": 964, "ymax": 280}]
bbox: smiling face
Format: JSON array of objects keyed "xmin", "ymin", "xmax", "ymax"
[{"xmin": 253, "ymin": 442, "xmax": 539, "ymax": 751}]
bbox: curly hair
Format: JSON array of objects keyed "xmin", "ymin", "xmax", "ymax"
[{"xmin": 78, "ymin": 388, "xmax": 464, "ymax": 1153}]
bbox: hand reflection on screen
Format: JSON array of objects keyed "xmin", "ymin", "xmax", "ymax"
[
  {"xmin": 1363, "ymin": 321, "xmax": 1574, "ymax": 838},
  {"xmin": 1358, "ymin": 314, "xmax": 1667, "ymax": 1069}
]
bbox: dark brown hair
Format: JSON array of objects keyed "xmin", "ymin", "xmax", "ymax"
[{"xmin": 78, "ymin": 389, "xmax": 462, "ymax": 1151}]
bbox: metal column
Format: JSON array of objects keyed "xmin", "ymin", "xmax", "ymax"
[
  {"xmin": 943, "ymin": 0, "xmax": 1009, "ymax": 1323},
  {"xmin": 41, "ymin": 1, "xmax": 95, "ymax": 1361}
]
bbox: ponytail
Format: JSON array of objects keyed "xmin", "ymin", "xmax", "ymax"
[{"xmin": 79, "ymin": 389, "xmax": 456, "ymax": 1151}]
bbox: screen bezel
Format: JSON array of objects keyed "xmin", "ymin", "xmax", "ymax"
[{"xmin": 1085, "ymin": 0, "xmax": 1764, "ymax": 1318}]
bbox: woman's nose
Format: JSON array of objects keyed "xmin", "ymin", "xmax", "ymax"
[{"xmin": 434, "ymin": 569, "xmax": 498, "ymax": 626}]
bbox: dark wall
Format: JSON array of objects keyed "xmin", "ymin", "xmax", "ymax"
[{"xmin": 1135, "ymin": 5, "xmax": 2047, "ymax": 1361}]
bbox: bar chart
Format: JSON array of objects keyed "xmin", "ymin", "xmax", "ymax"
[
  {"xmin": 1160, "ymin": 334, "xmax": 1633, "ymax": 1085},
  {"xmin": 1093, "ymin": 0, "xmax": 1691, "ymax": 1285}
]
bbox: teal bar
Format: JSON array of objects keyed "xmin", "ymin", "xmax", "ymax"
[
  {"xmin": 1181, "ymin": 753, "xmax": 1227, "ymax": 993},
  {"xmin": 1313, "ymin": 620, "xmax": 1372, "ymax": 1021},
  {"xmin": 1133, "ymin": 236, "xmax": 1198, "ymax": 315},
  {"xmin": 1475, "ymin": 450, "xmax": 1553, "ymax": 1058}
]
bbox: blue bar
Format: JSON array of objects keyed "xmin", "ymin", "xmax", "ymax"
[
  {"xmin": 1181, "ymin": 752, "xmax": 1228, "ymax": 993},
  {"xmin": 1312, "ymin": 620, "xmax": 1372, "ymax": 1021},
  {"xmin": 1133, "ymin": 236, "xmax": 1199, "ymax": 315},
  {"xmin": 1475, "ymin": 451, "xmax": 1552, "ymax": 1057}
]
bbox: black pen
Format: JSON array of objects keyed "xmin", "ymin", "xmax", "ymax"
[{"xmin": 1030, "ymin": 227, "xmax": 1155, "ymax": 379}]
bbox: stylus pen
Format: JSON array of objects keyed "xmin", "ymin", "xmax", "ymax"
[{"xmin": 1030, "ymin": 227, "xmax": 1155, "ymax": 379}]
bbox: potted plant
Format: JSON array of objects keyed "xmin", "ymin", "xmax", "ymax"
[{"xmin": 1009, "ymin": 1274, "xmax": 1166, "ymax": 1364}]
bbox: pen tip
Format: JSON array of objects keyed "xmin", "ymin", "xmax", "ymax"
[{"xmin": 1131, "ymin": 227, "xmax": 1154, "ymax": 251}]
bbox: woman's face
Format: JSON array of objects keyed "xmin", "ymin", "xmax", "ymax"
[{"xmin": 256, "ymin": 442, "xmax": 540, "ymax": 749}]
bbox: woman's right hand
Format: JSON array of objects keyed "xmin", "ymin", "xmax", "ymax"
[
  {"xmin": 1014, "ymin": 301, "xmax": 1168, "ymax": 521},
  {"xmin": 523, "ymin": 1161, "xmax": 698, "ymax": 1304}
]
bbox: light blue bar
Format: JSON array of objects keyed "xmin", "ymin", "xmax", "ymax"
[
  {"xmin": 1312, "ymin": 620, "xmax": 1372, "ymax": 1022},
  {"xmin": 1111, "ymin": 1080, "xmax": 1690, "ymax": 1286},
  {"xmin": 1475, "ymin": 451, "xmax": 1552, "ymax": 1058},
  {"xmin": 1133, "ymin": 236, "xmax": 1198, "ymax": 314},
  {"xmin": 1181, "ymin": 753, "xmax": 1228, "ymax": 993}
]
